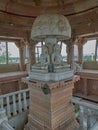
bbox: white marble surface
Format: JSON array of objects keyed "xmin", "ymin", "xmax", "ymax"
[{"xmin": 29, "ymin": 70, "xmax": 74, "ymax": 81}]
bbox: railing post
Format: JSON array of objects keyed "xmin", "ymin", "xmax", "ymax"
[
  {"xmin": 12, "ymin": 95, "xmax": 17, "ymax": 116},
  {"xmin": 6, "ymin": 96, "xmax": 11, "ymax": 118},
  {"xmin": 0, "ymin": 89, "xmax": 30, "ymax": 118},
  {"xmin": 0, "ymin": 98, "xmax": 4, "ymax": 109},
  {"xmin": 18, "ymin": 93, "xmax": 22, "ymax": 113},
  {"xmin": 23, "ymin": 92, "xmax": 27, "ymax": 110}
]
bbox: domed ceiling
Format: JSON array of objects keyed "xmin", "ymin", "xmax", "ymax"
[{"xmin": 0, "ymin": 0, "xmax": 97, "ymax": 39}]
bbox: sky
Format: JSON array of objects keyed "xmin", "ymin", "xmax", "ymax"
[
  {"xmin": 61, "ymin": 43, "xmax": 67, "ymax": 56},
  {"xmin": 61, "ymin": 40, "xmax": 96, "ymax": 56},
  {"xmin": 83, "ymin": 40, "xmax": 96, "ymax": 55},
  {"xmin": 8, "ymin": 42, "xmax": 19, "ymax": 57}
]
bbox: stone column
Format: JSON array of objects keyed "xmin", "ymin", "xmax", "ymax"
[
  {"xmin": 95, "ymin": 39, "xmax": 98, "ymax": 61},
  {"xmin": 66, "ymin": 40, "xmax": 74, "ymax": 69},
  {"xmin": 28, "ymin": 40, "xmax": 36, "ymax": 70},
  {"xmin": 78, "ymin": 44, "xmax": 83, "ymax": 64},
  {"xmin": 15, "ymin": 40, "xmax": 26, "ymax": 71},
  {"xmin": 19, "ymin": 40, "xmax": 26, "ymax": 71},
  {"xmin": 29, "ymin": 40, "xmax": 36, "ymax": 65},
  {"xmin": 77, "ymin": 37, "xmax": 86, "ymax": 64}
]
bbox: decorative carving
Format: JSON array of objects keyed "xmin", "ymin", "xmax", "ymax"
[
  {"xmin": 50, "ymin": 43, "xmax": 71, "ymax": 72},
  {"xmin": 40, "ymin": 45, "xmax": 50, "ymax": 66},
  {"xmin": 41, "ymin": 83, "xmax": 50, "ymax": 95},
  {"xmin": 31, "ymin": 45, "xmax": 50, "ymax": 71},
  {"xmin": 52, "ymin": 44, "xmax": 62, "ymax": 65},
  {"xmin": 30, "ymin": 14, "xmax": 72, "ymax": 80}
]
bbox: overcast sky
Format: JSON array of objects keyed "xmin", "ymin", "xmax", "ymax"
[
  {"xmin": 8, "ymin": 42, "xmax": 19, "ymax": 57},
  {"xmin": 83, "ymin": 40, "xmax": 96, "ymax": 55}
]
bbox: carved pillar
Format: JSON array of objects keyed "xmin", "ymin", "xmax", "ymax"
[
  {"xmin": 15, "ymin": 40, "xmax": 26, "ymax": 71},
  {"xmin": 28, "ymin": 40, "xmax": 36, "ymax": 70},
  {"xmin": 19, "ymin": 40, "xmax": 25, "ymax": 71},
  {"xmin": 95, "ymin": 39, "xmax": 98, "ymax": 61},
  {"xmin": 77, "ymin": 37, "xmax": 86, "ymax": 64},
  {"xmin": 78, "ymin": 44, "xmax": 83, "ymax": 64},
  {"xmin": 66, "ymin": 40, "xmax": 74, "ymax": 69}
]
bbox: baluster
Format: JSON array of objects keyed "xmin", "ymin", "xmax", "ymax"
[
  {"xmin": 0, "ymin": 98, "xmax": 4, "ymax": 109},
  {"xmin": 12, "ymin": 94, "xmax": 17, "ymax": 115},
  {"xmin": 18, "ymin": 93, "xmax": 22, "ymax": 113},
  {"xmin": 6, "ymin": 96, "xmax": 11, "ymax": 117},
  {"xmin": 1, "ymin": 121, "xmax": 15, "ymax": 130},
  {"xmin": 23, "ymin": 92, "xmax": 27, "ymax": 110}
]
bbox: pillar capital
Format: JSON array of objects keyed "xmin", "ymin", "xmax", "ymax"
[{"xmin": 76, "ymin": 37, "xmax": 87, "ymax": 46}]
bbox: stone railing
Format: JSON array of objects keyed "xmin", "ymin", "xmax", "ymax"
[
  {"xmin": 1, "ymin": 120, "xmax": 15, "ymax": 130},
  {"xmin": 0, "ymin": 108, "xmax": 15, "ymax": 130},
  {"xmin": 72, "ymin": 96, "xmax": 98, "ymax": 130},
  {"xmin": 0, "ymin": 88, "xmax": 30, "ymax": 118}
]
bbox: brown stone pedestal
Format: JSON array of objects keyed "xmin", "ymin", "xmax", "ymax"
[{"xmin": 25, "ymin": 78, "xmax": 79, "ymax": 130}]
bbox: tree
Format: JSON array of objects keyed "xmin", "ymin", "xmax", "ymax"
[{"xmin": 0, "ymin": 43, "xmax": 6, "ymax": 63}]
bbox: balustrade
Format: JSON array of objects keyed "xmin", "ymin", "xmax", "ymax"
[
  {"xmin": 0, "ymin": 89, "xmax": 30, "ymax": 118},
  {"xmin": 72, "ymin": 96, "xmax": 98, "ymax": 130}
]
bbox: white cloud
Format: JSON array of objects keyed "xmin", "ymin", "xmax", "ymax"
[{"xmin": 83, "ymin": 40, "xmax": 96, "ymax": 55}]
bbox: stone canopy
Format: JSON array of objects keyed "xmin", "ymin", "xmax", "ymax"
[{"xmin": 31, "ymin": 14, "xmax": 71, "ymax": 41}]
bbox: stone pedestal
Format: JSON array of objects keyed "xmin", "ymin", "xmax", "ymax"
[{"xmin": 25, "ymin": 78, "xmax": 79, "ymax": 130}]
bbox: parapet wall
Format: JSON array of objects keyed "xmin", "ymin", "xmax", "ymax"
[
  {"xmin": 0, "ymin": 64, "xmax": 20, "ymax": 73},
  {"xmin": 83, "ymin": 61, "xmax": 98, "ymax": 70}
]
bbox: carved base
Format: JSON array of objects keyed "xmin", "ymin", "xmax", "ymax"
[
  {"xmin": 29, "ymin": 70, "xmax": 73, "ymax": 81},
  {"xmin": 25, "ymin": 79, "xmax": 79, "ymax": 130},
  {"xmin": 25, "ymin": 117, "xmax": 78, "ymax": 130}
]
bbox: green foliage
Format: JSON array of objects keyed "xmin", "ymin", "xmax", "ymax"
[
  {"xmin": 0, "ymin": 55, "xmax": 6, "ymax": 63},
  {"xmin": 36, "ymin": 56, "xmax": 40, "ymax": 63},
  {"xmin": 83, "ymin": 55, "xmax": 93, "ymax": 61},
  {"xmin": 0, "ymin": 55, "xmax": 20, "ymax": 64},
  {"xmin": 62, "ymin": 56, "xmax": 67, "ymax": 61},
  {"xmin": 8, "ymin": 57, "xmax": 20, "ymax": 63}
]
